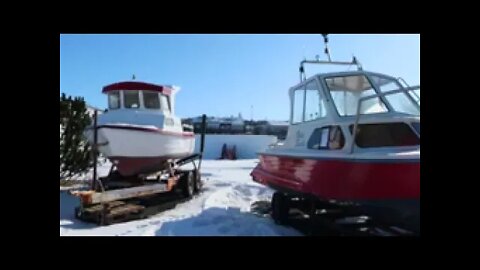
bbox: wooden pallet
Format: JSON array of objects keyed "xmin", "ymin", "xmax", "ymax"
[{"xmin": 77, "ymin": 201, "xmax": 146, "ymax": 225}]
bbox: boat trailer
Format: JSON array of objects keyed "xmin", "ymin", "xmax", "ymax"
[
  {"xmin": 259, "ymin": 191, "xmax": 418, "ymax": 236},
  {"xmin": 70, "ymin": 114, "xmax": 207, "ymax": 226}
]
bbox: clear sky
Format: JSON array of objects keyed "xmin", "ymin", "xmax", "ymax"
[{"xmin": 60, "ymin": 34, "xmax": 419, "ymax": 120}]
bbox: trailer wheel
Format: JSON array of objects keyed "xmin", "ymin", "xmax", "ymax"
[
  {"xmin": 193, "ymin": 169, "xmax": 202, "ymax": 193},
  {"xmin": 74, "ymin": 207, "xmax": 82, "ymax": 218},
  {"xmin": 180, "ymin": 171, "xmax": 195, "ymax": 198},
  {"xmin": 272, "ymin": 192, "xmax": 289, "ymax": 225}
]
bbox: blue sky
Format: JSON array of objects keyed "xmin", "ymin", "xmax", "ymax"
[{"xmin": 60, "ymin": 34, "xmax": 419, "ymax": 120}]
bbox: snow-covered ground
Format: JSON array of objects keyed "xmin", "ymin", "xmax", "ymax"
[{"xmin": 60, "ymin": 159, "xmax": 302, "ymax": 236}]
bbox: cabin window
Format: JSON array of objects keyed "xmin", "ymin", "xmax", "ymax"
[
  {"xmin": 160, "ymin": 95, "xmax": 170, "ymax": 112},
  {"xmin": 349, "ymin": 123, "xmax": 420, "ymax": 148},
  {"xmin": 108, "ymin": 91, "xmax": 120, "ymax": 109},
  {"xmin": 143, "ymin": 91, "xmax": 160, "ymax": 109},
  {"xmin": 292, "ymin": 80, "xmax": 326, "ymax": 124},
  {"xmin": 124, "ymin": 91, "xmax": 140, "ymax": 109},
  {"xmin": 385, "ymin": 93, "xmax": 420, "ymax": 115},
  {"xmin": 369, "ymin": 75, "xmax": 419, "ymax": 115},
  {"xmin": 293, "ymin": 89, "xmax": 304, "ymax": 124},
  {"xmin": 305, "ymin": 80, "xmax": 327, "ymax": 121},
  {"xmin": 411, "ymin": 89, "xmax": 420, "ymax": 105},
  {"xmin": 325, "ymin": 75, "xmax": 388, "ymax": 116},
  {"xmin": 411, "ymin": 122, "xmax": 420, "ymax": 135},
  {"xmin": 308, "ymin": 126, "xmax": 345, "ymax": 150}
]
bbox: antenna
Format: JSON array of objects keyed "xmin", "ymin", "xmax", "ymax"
[
  {"xmin": 298, "ymin": 34, "xmax": 363, "ymax": 82},
  {"xmin": 352, "ymin": 56, "xmax": 363, "ymax": 71},
  {"xmin": 322, "ymin": 34, "xmax": 332, "ymax": 62}
]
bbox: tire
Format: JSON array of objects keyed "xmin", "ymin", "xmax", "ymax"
[
  {"xmin": 193, "ymin": 169, "xmax": 202, "ymax": 193},
  {"xmin": 181, "ymin": 171, "xmax": 195, "ymax": 198},
  {"xmin": 271, "ymin": 192, "xmax": 289, "ymax": 225},
  {"xmin": 74, "ymin": 207, "xmax": 82, "ymax": 218}
]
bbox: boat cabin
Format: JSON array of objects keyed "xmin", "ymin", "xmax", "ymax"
[
  {"xmin": 97, "ymin": 81, "xmax": 184, "ymax": 132},
  {"xmin": 103, "ymin": 81, "xmax": 176, "ymax": 114},
  {"xmin": 286, "ymin": 71, "xmax": 420, "ymax": 152}
]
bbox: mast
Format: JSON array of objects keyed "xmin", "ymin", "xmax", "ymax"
[{"xmin": 299, "ymin": 34, "xmax": 363, "ymax": 82}]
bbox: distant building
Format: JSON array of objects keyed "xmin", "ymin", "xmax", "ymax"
[
  {"xmin": 219, "ymin": 115, "xmax": 245, "ymax": 134},
  {"xmin": 182, "ymin": 115, "xmax": 289, "ymax": 140},
  {"xmin": 190, "ymin": 114, "xmax": 245, "ymax": 134},
  {"xmin": 184, "ymin": 116, "xmax": 288, "ymax": 139},
  {"xmin": 255, "ymin": 120, "xmax": 289, "ymax": 140}
]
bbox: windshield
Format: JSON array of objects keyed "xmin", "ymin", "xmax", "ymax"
[
  {"xmin": 409, "ymin": 88, "xmax": 420, "ymax": 105},
  {"xmin": 124, "ymin": 90, "xmax": 140, "ymax": 109},
  {"xmin": 369, "ymin": 75, "xmax": 419, "ymax": 115},
  {"xmin": 325, "ymin": 74, "xmax": 420, "ymax": 117},
  {"xmin": 325, "ymin": 75, "xmax": 388, "ymax": 116}
]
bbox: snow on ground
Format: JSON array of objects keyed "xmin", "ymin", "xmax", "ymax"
[{"xmin": 60, "ymin": 159, "xmax": 302, "ymax": 236}]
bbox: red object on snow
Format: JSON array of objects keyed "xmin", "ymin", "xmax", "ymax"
[{"xmin": 220, "ymin": 144, "xmax": 237, "ymax": 160}]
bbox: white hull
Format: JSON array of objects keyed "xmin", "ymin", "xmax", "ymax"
[{"xmin": 85, "ymin": 126, "xmax": 195, "ymax": 159}]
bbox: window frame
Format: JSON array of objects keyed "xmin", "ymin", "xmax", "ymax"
[
  {"xmin": 348, "ymin": 122, "xmax": 420, "ymax": 148},
  {"xmin": 108, "ymin": 91, "xmax": 121, "ymax": 110},
  {"xmin": 411, "ymin": 122, "xmax": 420, "ymax": 137},
  {"xmin": 291, "ymin": 77, "xmax": 327, "ymax": 125},
  {"xmin": 322, "ymin": 73, "xmax": 393, "ymax": 118},
  {"xmin": 307, "ymin": 125, "xmax": 346, "ymax": 150},
  {"xmin": 160, "ymin": 94, "xmax": 171, "ymax": 113},
  {"xmin": 304, "ymin": 85, "xmax": 327, "ymax": 122},
  {"xmin": 123, "ymin": 90, "xmax": 141, "ymax": 109},
  {"xmin": 369, "ymin": 74, "xmax": 420, "ymax": 115},
  {"xmin": 292, "ymin": 86, "xmax": 306, "ymax": 124},
  {"xmin": 143, "ymin": 91, "xmax": 161, "ymax": 110}
]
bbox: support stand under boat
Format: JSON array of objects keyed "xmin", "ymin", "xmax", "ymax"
[
  {"xmin": 196, "ymin": 113, "xmax": 207, "ymax": 190},
  {"xmin": 199, "ymin": 114, "xmax": 207, "ymax": 172},
  {"xmin": 92, "ymin": 110, "xmax": 98, "ymax": 191},
  {"xmin": 175, "ymin": 114, "xmax": 207, "ymax": 195}
]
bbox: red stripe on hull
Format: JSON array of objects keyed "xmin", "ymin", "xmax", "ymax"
[
  {"xmin": 251, "ymin": 154, "xmax": 420, "ymax": 200},
  {"xmin": 97, "ymin": 125, "xmax": 195, "ymax": 137}
]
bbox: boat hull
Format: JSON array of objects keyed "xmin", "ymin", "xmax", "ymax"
[
  {"xmin": 85, "ymin": 125, "xmax": 195, "ymax": 176},
  {"xmin": 251, "ymin": 153, "xmax": 420, "ymax": 231}
]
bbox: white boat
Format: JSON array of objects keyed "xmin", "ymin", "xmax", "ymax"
[{"xmin": 85, "ymin": 81, "xmax": 195, "ymax": 176}]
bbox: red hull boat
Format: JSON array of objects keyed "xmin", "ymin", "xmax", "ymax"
[{"xmin": 251, "ymin": 38, "xmax": 420, "ymax": 233}]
